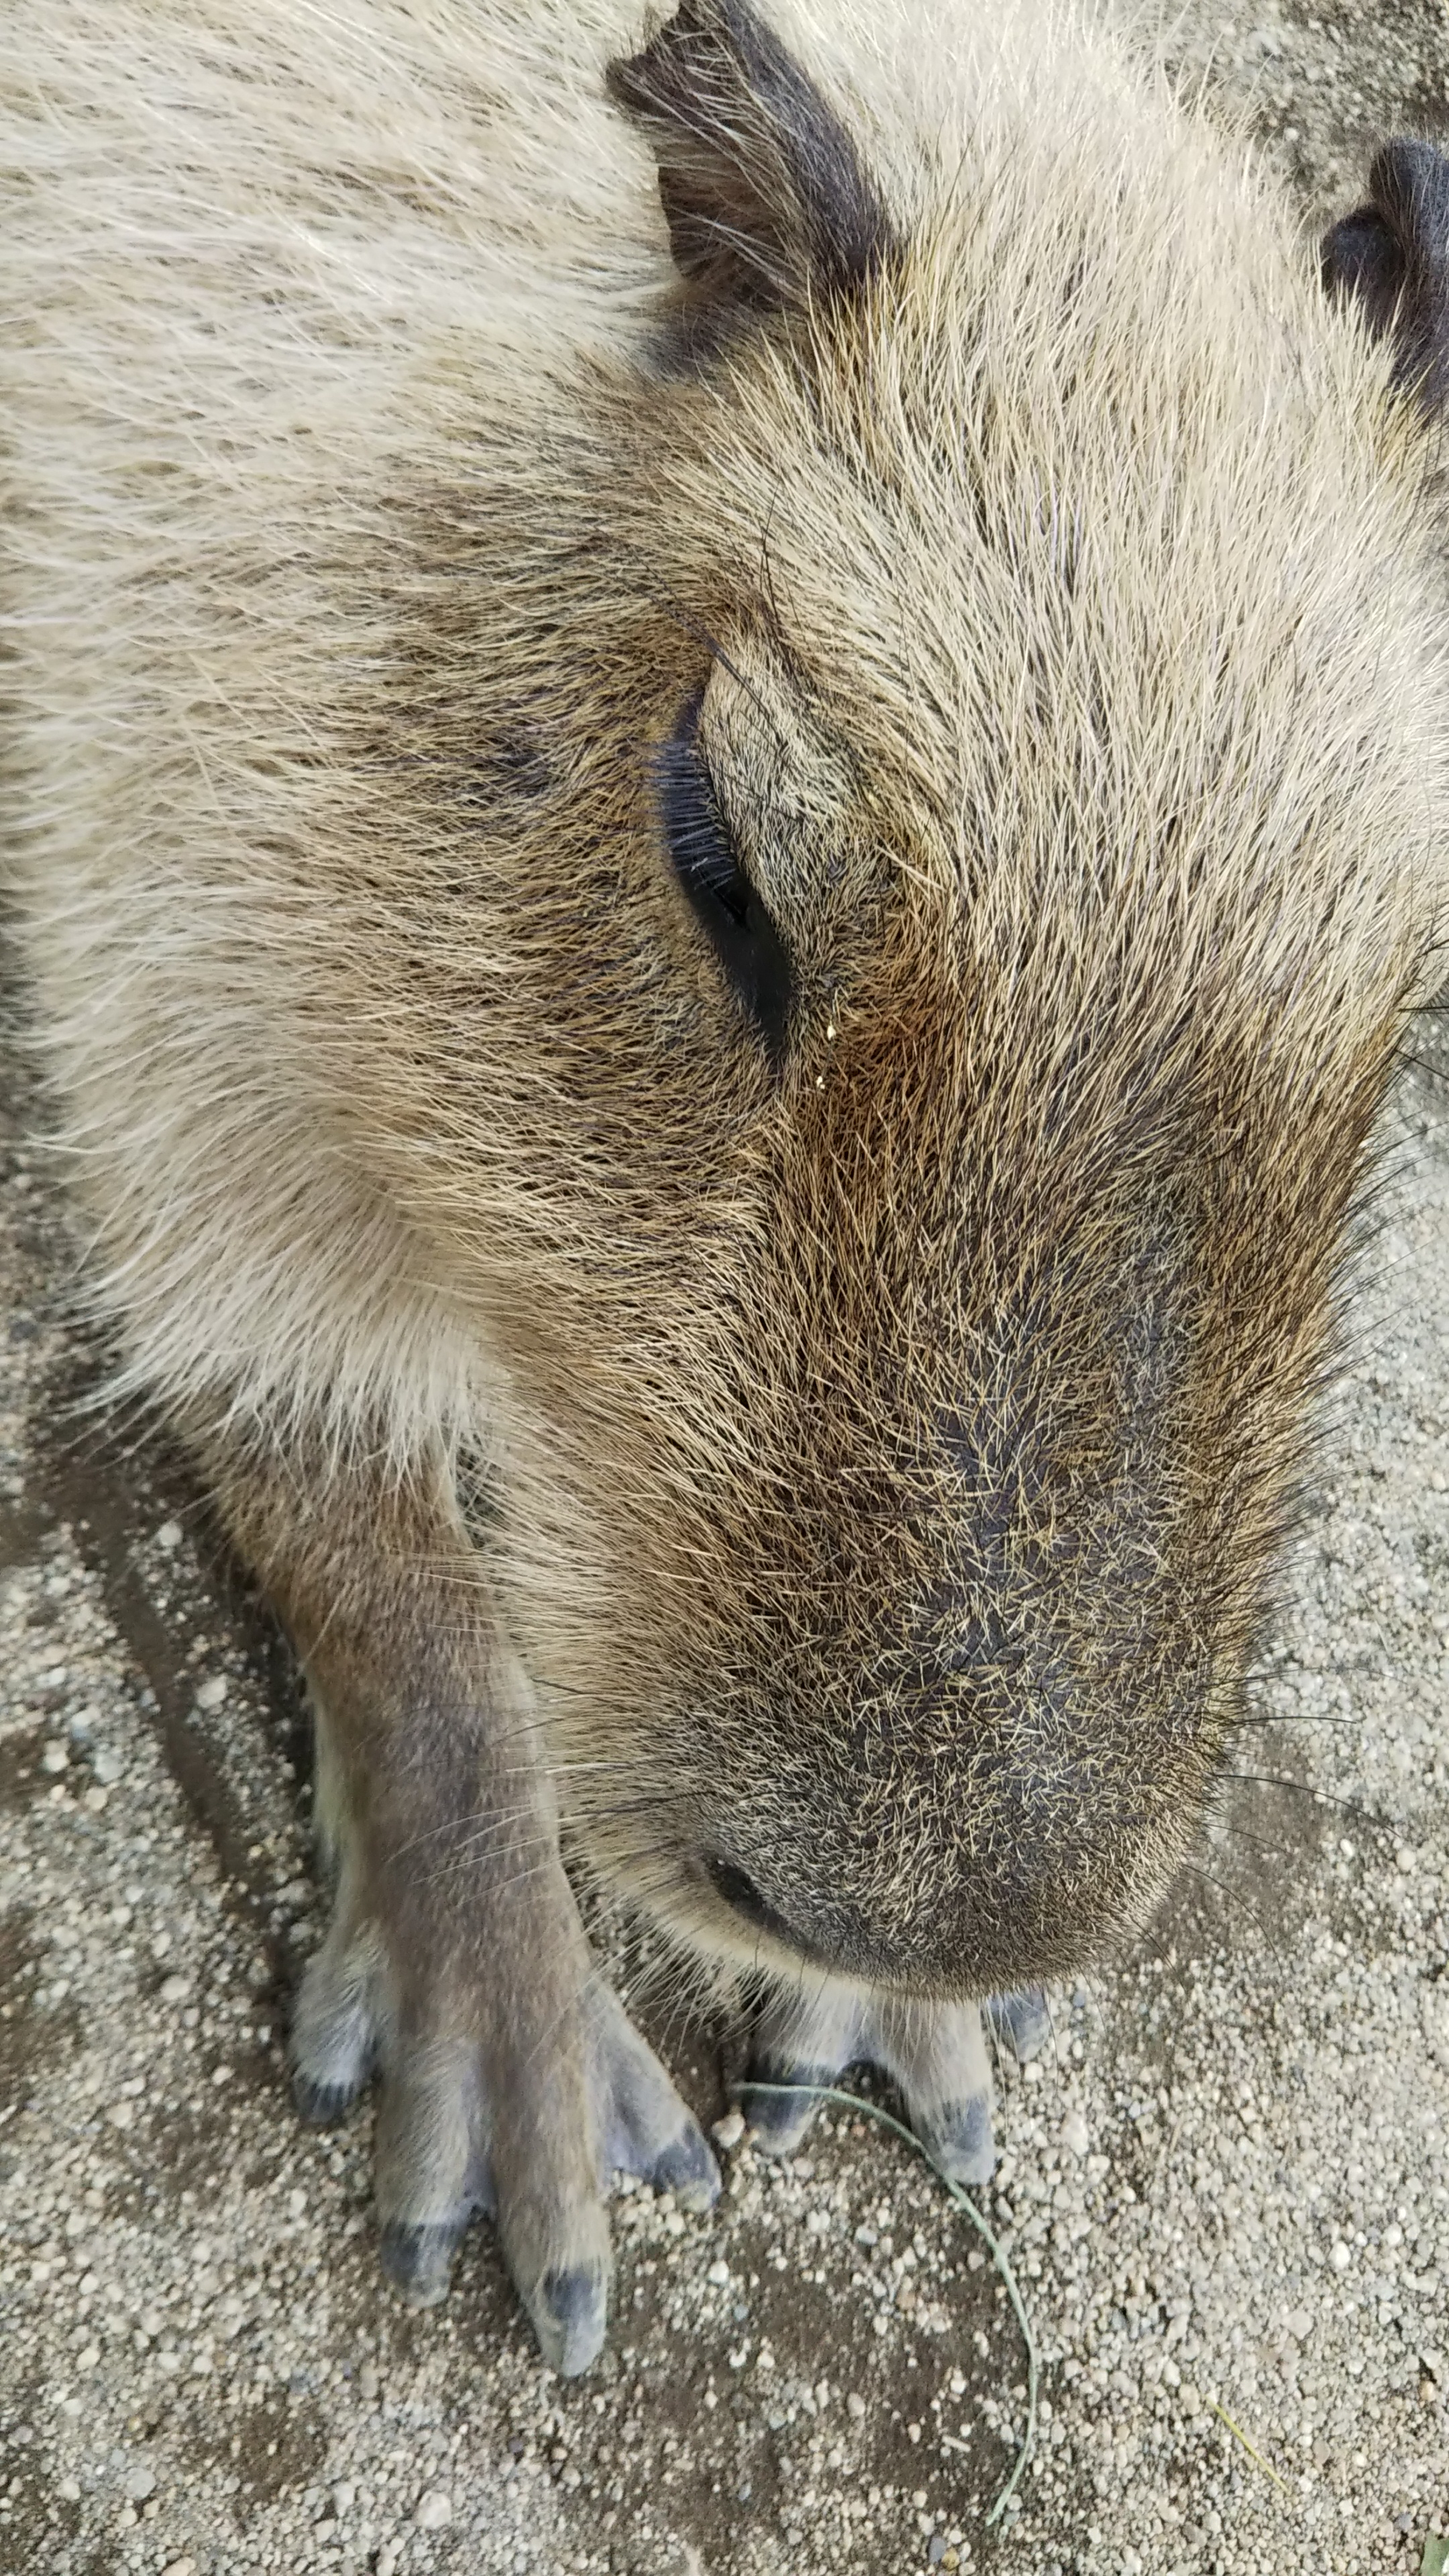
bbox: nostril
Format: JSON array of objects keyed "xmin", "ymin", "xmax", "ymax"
[
  {"xmin": 705, "ymin": 1854, "xmax": 767, "ymax": 1921},
  {"xmin": 702, "ymin": 1853, "xmax": 799, "ymax": 1948}
]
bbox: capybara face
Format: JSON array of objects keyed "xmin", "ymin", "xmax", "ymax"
[{"xmin": 369, "ymin": 5, "xmax": 1443, "ymax": 2008}]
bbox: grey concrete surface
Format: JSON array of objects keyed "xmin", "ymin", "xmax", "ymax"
[{"xmin": 3, "ymin": 5, "xmax": 1448, "ymax": 2573}]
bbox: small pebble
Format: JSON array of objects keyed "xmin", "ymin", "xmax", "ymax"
[
  {"xmin": 156, "ymin": 1521, "xmax": 182, "ymax": 1551},
  {"xmin": 40, "ymin": 1740, "xmax": 68, "ymax": 1774},
  {"xmin": 121, "ymin": 2463, "xmax": 156, "ymax": 2502},
  {"xmin": 415, "ymin": 2488, "xmax": 453, "ymax": 2530},
  {"xmin": 194, "ymin": 1675, "xmax": 228, "ymax": 1711},
  {"xmin": 712, "ymin": 2108, "xmax": 746, "ymax": 2153}
]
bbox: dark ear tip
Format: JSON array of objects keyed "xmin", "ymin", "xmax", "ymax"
[
  {"xmin": 1366, "ymin": 136, "xmax": 1449, "ymax": 217},
  {"xmin": 604, "ymin": 0, "xmax": 894, "ymax": 330},
  {"xmin": 1358, "ymin": 136, "xmax": 1449, "ymax": 282},
  {"xmin": 605, "ymin": 0, "xmax": 735, "ymax": 95},
  {"xmin": 1322, "ymin": 133, "xmax": 1449, "ymax": 409},
  {"xmin": 1320, "ymin": 207, "xmax": 1401, "ymax": 305}
]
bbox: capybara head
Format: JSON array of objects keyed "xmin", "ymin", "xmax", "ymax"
[{"xmin": 380, "ymin": 0, "xmax": 1446, "ymax": 2002}]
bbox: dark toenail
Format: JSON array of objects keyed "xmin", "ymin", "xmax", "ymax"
[
  {"xmin": 987, "ymin": 1984, "xmax": 1049, "ymax": 2061},
  {"xmin": 541, "ymin": 2263, "xmax": 597, "ymax": 2328},
  {"xmin": 651, "ymin": 2124, "xmax": 720, "ymax": 2211},
  {"xmin": 537, "ymin": 2265, "xmax": 608, "ymax": 2377},
  {"xmin": 918, "ymin": 2091, "xmax": 995, "ymax": 2185},
  {"xmin": 936, "ymin": 2094, "xmax": 991, "ymax": 2157},
  {"xmin": 378, "ymin": 2218, "xmax": 466, "ymax": 2308},
  {"xmin": 292, "ymin": 2070, "xmax": 362, "ymax": 2129}
]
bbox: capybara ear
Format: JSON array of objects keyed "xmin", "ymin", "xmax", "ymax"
[
  {"xmin": 1322, "ymin": 139, "xmax": 1449, "ymax": 413},
  {"xmin": 607, "ymin": 0, "xmax": 896, "ymax": 339}
]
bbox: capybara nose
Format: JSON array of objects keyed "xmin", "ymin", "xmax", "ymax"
[
  {"xmin": 701, "ymin": 1849, "xmax": 899, "ymax": 1977},
  {"xmin": 702, "ymin": 1852, "xmax": 809, "ymax": 1953}
]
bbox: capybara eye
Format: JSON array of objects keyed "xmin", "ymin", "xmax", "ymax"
[{"xmin": 655, "ymin": 690, "xmax": 793, "ymax": 1069}]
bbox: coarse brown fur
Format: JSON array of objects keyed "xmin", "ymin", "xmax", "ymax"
[{"xmin": 3, "ymin": 0, "xmax": 1448, "ymax": 2369}]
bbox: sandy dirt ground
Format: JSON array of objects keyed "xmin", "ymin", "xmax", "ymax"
[{"xmin": 3, "ymin": 4, "xmax": 1448, "ymax": 2574}]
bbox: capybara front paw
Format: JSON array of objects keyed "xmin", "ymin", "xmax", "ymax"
[
  {"xmin": 290, "ymin": 1911, "xmax": 718, "ymax": 2370},
  {"xmin": 740, "ymin": 1981, "xmax": 1051, "ymax": 2183}
]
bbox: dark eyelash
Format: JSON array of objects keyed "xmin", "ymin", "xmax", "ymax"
[
  {"xmin": 655, "ymin": 690, "xmax": 793, "ymax": 1068},
  {"xmin": 663, "ymin": 785, "xmax": 751, "ymax": 924}
]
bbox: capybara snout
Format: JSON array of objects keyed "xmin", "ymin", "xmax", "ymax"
[{"xmin": 574, "ymin": 1107, "xmax": 1234, "ymax": 2001}]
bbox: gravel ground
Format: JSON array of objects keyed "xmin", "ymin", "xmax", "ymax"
[{"xmin": 3, "ymin": 5, "xmax": 1449, "ymax": 2573}]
